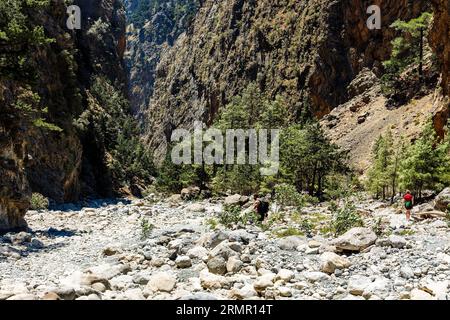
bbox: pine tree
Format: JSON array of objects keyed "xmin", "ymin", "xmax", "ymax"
[
  {"xmin": 212, "ymin": 83, "xmax": 290, "ymax": 195},
  {"xmin": 366, "ymin": 130, "xmax": 399, "ymax": 200},
  {"xmin": 399, "ymin": 121, "xmax": 450, "ymax": 199},
  {"xmin": 382, "ymin": 12, "xmax": 433, "ymax": 93},
  {"xmin": 279, "ymin": 122, "xmax": 347, "ymax": 198}
]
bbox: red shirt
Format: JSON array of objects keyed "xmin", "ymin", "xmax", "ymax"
[{"xmin": 404, "ymin": 194, "xmax": 413, "ymax": 202}]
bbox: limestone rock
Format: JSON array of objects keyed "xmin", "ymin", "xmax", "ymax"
[
  {"xmin": 200, "ymin": 270, "xmax": 227, "ymax": 290},
  {"xmin": 186, "ymin": 203, "xmax": 205, "ymax": 213},
  {"xmin": 434, "ymin": 187, "xmax": 450, "ymax": 211},
  {"xmin": 226, "ymin": 256, "xmax": 243, "ymax": 273},
  {"xmin": 320, "ymin": 252, "xmax": 351, "ymax": 274},
  {"xmin": 230, "ymin": 284, "xmax": 258, "ymax": 300},
  {"xmin": 223, "ymin": 194, "xmax": 241, "ymax": 206},
  {"xmin": 181, "ymin": 187, "xmax": 201, "ymax": 201},
  {"xmin": 276, "ymin": 269, "xmax": 295, "ymax": 282},
  {"xmin": 333, "ymin": 228, "xmax": 377, "ymax": 252},
  {"xmin": 146, "ymin": 272, "xmax": 177, "ymax": 293},
  {"xmin": 410, "ymin": 289, "xmax": 434, "ymax": 300},
  {"xmin": 253, "ymin": 274, "xmax": 275, "ymax": 292},
  {"xmin": 6, "ymin": 293, "xmax": 37, "ymax": 300},
  {"xmin": 303, "ymin": 271, "xmax": 331, "ymax": 283},
  {"xmin": 41, "ymin": 292, "xmax": 61, "ymax": 300},
  {"xmin": 207, "ymin": 256, "xmax": 227, "ymax": 275},
  {"xmin": 348, "ymin": 275, "xmax": 371, "ymax": 296},
  {"xmin": 278, "ymin": 236, "xmax": 304, "ymax": 251},
  {"xmin": 388, "ymin": 235, "xmax": 407, "ymax": 249},
  {"xmin": 187, "ymin": 246, "xmax": 208, "ymax": 260},
  {"xmin": 175, "ymin": 256, "xmax": 192, "ymax": 269}
]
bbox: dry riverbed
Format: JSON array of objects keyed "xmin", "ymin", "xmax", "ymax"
[{"xmin": 1, "ymin": 194, "xmax": 449, "ymax": 300}]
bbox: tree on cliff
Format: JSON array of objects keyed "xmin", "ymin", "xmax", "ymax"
[
  {"xmin": 382, "ymin": 12, "xmax": 433, "ymax": 93},
  {"xmin": 0, "ymin": 0, "xmax": 63, "ymax": 131}
]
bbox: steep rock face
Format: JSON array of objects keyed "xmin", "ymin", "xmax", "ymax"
[
  {"xmin": 430, "ymin": 0, "xmax": 450, "ymax": 137},
  {"xmin": 124, "ymin": 0, "xmax": 199, "ymax": 117},
  {"xmin": 0, "ymin": 0, "xmax": 127, "ymax": 231},
  {"xmin": 145, "ymin": 0, "xmax": 429, "ymax": 163},
  {"xmin": 0, "ymin": 87, "xmax": 29, "ymax": 230},
  {"xmin": 430, "ymin": 0, "xmax": 450, "ymax": 97}
]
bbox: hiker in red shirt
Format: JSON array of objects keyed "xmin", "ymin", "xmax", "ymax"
[{"xmin": 403, "ymin": 190, "xmax": 414, "ymax": 221}]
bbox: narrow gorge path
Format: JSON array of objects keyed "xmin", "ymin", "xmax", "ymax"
[{"xmin": 1, "ymin": 196, "xmax": 449, "ymax": 300}]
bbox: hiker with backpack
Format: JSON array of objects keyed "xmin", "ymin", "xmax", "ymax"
[
  {"xmin": 253, "ymin": 194, "xmax": 270, "ymax": 222},
  {"xmin": 403, "ymin": 190, "xmax": 414, "ymax": 221}
]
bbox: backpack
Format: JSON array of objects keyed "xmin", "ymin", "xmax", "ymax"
[{"xmin": 258, "ymin": 199, "xmax": 270, "ymax": 214}]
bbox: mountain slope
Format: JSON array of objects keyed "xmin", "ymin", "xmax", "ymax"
[{"xmin": 144, "ymin": 0, "xmax": 432, "ymax": 163}]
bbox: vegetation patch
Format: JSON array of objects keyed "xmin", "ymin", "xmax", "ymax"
[
  {"xmin": 330, "ymin": 200, "xmax": 364, "ymax": 236},
  {"xmin": 140, "ymin": 218, "xmax": 155, "ymax": 239},
  {"xmin": 274, "ymin": 227, "xmax": 304, "ymax": 238},
  {"xmin": 29, "ymin": 193, "xmax": 49, "ymax": 211}
]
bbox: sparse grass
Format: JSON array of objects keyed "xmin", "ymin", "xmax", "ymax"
[
  {"xmin": 292, "ymin": 212, "xmax": 331, "ymax": 236},
  {"xmin": 398, "ymin": 229, "xmax": 416, "ymax": 236},
  {"xmin": 373, "ymin": 217, "xmax": 384, "ymax": 236},
  {"xmin": 319, "ymin": 225, "xmax": 334, "ymax": 236},
  {"xmin": 274, "ymin": 227, "xmax": 304, "ymax": 238},
  {"xmin": 30, "ymin": 193, "xmax": 49, "ymax": 210},
  {"xmin": 269, "ymin": 211, "xmax": 285, "ymax": 223},
  {"xmin": 308, "ymin": 213, "xmax": 330, "ymax": 225},
  {"xmin": 206, "ymin": 218, "xmax": 219, "ymax": 230},
  {"xmin": 141, "ymin": 218, "xmax": 155, "ymax": 239}
]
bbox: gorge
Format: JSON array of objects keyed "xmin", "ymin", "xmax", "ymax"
[{"xmin": 0, "ymin": 0, "xmax": 449, "ymax": 302}]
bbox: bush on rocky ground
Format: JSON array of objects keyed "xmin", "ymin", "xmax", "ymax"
[
  {"xmin": 218, "ymin": 205, "xmax": 259, "ymax": 228},
  {"xmin": 330, "ymin": 200, "xmax": 364, "ymax": 236},
  {"xmin": 274, "ymin": 183, "xmax": 316, "ymax": 212},
  {"xmin": 140, "ymin": 218, "xmax": 155, "ymax": 239},
  {"xmin": 29, "ymin": 193, "xmax": 49, "ymax": 210}
]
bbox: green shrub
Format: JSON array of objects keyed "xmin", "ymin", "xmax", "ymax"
[
  {"xmin": 205, "ymin": 218, "xmax": 219, "ymax": 230},
  {"xmin": 299, "ymin": 217, "xmax": 314, "ymax": 236},
  {"xmin": 218, "ymin": 204, "xmax": 259, "ymax": 228},
  {"xmin": 30, "ymin": 193, "xmax": 49, "ymax": 210},
  {"xmin": 330, "ymin": 200, "xmax": 363, "ymax": 236},
  {"xmin": 141, "ymin": 218, "xmax": 155, "ymax": 239},
  {"xmin": 275, "ymin": 183, "xmax": 314, "ymax": 211},
  {"xmin": 372, "ymin": 217, "xmax": 384, "ymax": 236},
  {"xmin": 218, "ymin": 205, "xmax": 243, "ymax": 228}
]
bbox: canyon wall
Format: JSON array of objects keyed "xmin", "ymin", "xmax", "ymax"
[
  {"xmin": 0, "ymin": 0, "xmax": 127, "ymax": 231},
  {"xmin": 144, "ymin": 0, "xmax": 432, "ymax": 163}
]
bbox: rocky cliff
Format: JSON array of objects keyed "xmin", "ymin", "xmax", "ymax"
[
  {"xmin": 0, "ymin": 0, "xmax": 127, "ymax": 231},
  {"xmin": 430, "ymin": 0, "xmax": 450, "ymax": 97},
  {"xmin": 430, "ymin": 0, "xmax": 450, "ymax": 136},
  {"xmin": 144, "ymin": 0, "xmax": 433, "ymax": 163},
  {"xmin": 124, "ymin": 0, "xmax": 199, "ymax": 117}
]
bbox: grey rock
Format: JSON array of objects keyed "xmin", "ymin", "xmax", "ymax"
[
  {"xmin": 389, "ymin": 235, "xmax": 407, "ymax": 249},
  {"xmin": 435, "ymin": 188, "xmax": 450, "ymax": 211},
  {"xmin": 333, "ymin": 228, "xmax": 377, "ymax": 252},
  {"xmin": 278, "ymin": 236, "xmax": 304, "ymax": 251},
  {"xmin": 176, "ymin": 256, "xmax": 192, "ymax": 269},
  {"xmin": 207, "ymin": 256, "xmax": 227, "ymax": 275}
]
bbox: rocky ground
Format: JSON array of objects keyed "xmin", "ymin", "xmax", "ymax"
[{"xmin": 0, "ymin": 192, "xmax": 449, "ymax": 301}]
